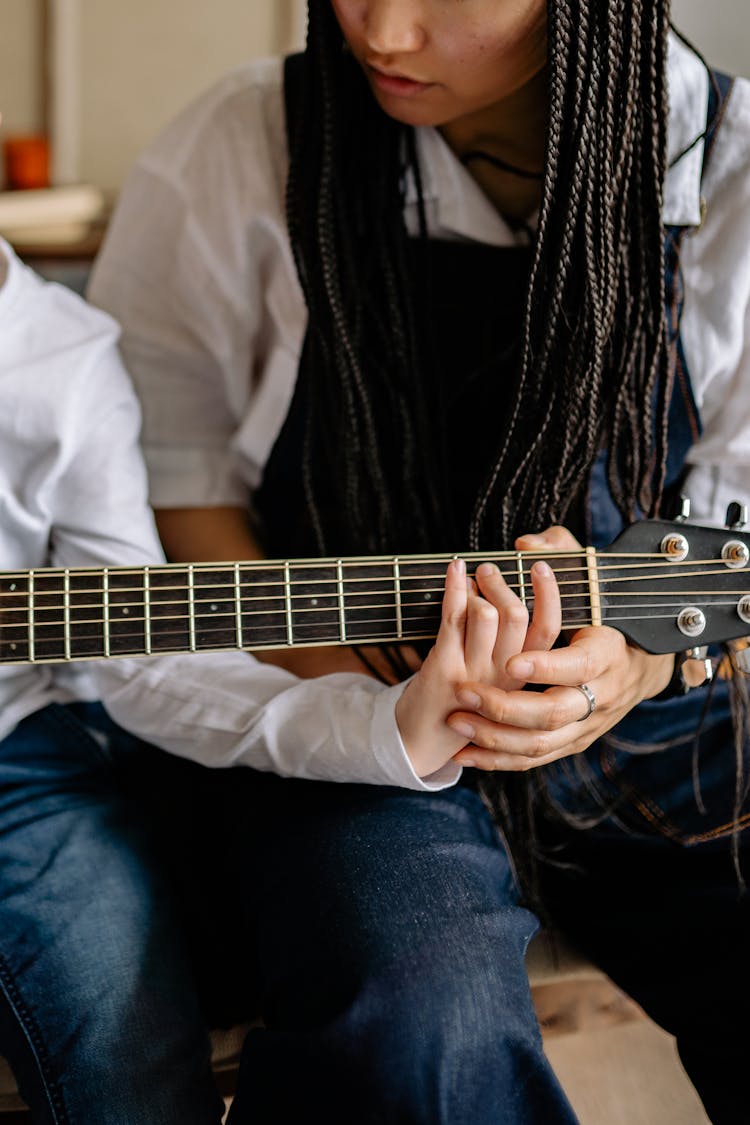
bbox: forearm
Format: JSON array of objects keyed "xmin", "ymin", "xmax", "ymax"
[{"xmin": 155, "ymin": 505, "xmax": 263, "ymax": 562}]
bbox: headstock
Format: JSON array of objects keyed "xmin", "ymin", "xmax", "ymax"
[{"xmin": 600, "ymin": 506, "xmax": 750, "ymax": 654}]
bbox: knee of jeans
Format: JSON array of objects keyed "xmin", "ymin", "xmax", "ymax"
[{"xmin": 355, "ymin": 907, "xmax": 541, "ymax": 1070}]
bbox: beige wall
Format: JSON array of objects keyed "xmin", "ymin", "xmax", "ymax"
[
  {"xmin": 78, "ymin": 0, "xmax": 283, "ymax": 191},
  {"xmin": 672, "ymin": 0, "xmax": 750, "ymax": 78},
  {"xmin": 0, "ymin": 0, "xmax": 42, "ymax": 134}
]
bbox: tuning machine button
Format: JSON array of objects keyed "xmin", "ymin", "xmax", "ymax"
[
  {"xmin": 681, "ymin": 646, "xmax": 714, "ymax": 689},
  {"xmin": 738, "ymin": 596, "xmax": 750, "ymax": 626},
  {"xmin": 726, "ymin": 502, "xmax": 749, "ymax": 530},
  {"xmin": 674, "ymin": 496, "xmax": 692, "ymax": 523}
]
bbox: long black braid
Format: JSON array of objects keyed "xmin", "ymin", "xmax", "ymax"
[{"xmin": 286, "ymin": 0, "xmax": 675, "ymax": 895}]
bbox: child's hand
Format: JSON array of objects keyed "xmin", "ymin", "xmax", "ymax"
[{"xmin": 396, "ymin": 557, "xmax": 560, "ymax": 778}]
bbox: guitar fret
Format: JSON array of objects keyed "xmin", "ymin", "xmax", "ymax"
[
  {"xmin": 188, "ymin": 565, "xmax": 197, "ymax": 652},
  {"xmin": 516, "ymin": 553, "xmax": 527, "ymax": 607},
  {"xmin": 28, "ymin": 571, "xmax": 35, "ymax": 662},
  {"xmin": 284, "ymin": 562, "xmax": 294, "ymax": 645},
  {"xmin": 337, "ymin": 560, "xmax": 347, "ymax": 642},
  {"xmin": 393, "ymin": 559, "xmax": 403, "ymax": 639},
  {"xmin": 586, "ymin": 546, "xmax": 602, "ymax": 627},
  {"xmin": 234, "ymin": 563, "xmax": 244, "ymax": 648},
  {"xmin": 143, "ymin": 568, "xmax": 152, "ymax": 655},
  {"xmin": 103, "ymin": 569, "xmax": 111, "ymax": 657},
  {"xmin": 63, "ymin": 569, "xmax": 71, "ymax": 660}
]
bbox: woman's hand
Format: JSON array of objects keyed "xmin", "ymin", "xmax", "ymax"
[
  {"xmin": 397, "ymin": 555, "xmax": 561, "ymax": 778},
  {"xmin": 448, "ymin": 526, "xmax": 675, "ymax": 773}
]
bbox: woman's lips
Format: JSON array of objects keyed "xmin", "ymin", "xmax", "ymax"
[{"xmin": 367, "ymin": 65, "xmax": 434, "ymax": 98}]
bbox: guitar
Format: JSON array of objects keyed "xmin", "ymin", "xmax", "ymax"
[{"xmin": 1, "ymin": 518, "xmax": 750, "ymax": 667}]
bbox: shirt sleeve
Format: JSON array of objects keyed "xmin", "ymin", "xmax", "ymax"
[
  {"xmin": 95, "ymin": 656, "xmax": 461, "ymax": 790},
  {"xmin": 87, "ymin": 62, "xmax": 305, "ymax": 507}
]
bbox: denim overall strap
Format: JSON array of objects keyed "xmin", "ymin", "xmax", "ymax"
[{"xmin": 587, "ymin": 69, "xmax": 735, "ymax": 549}]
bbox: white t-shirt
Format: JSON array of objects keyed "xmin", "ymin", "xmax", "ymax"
[
  {"xmin": 89, "ymin": 36, "xmax": 750, "ymax": 528},
  {"xmin": 0, "ymin": 239, "xmax": 450, "ymax": 791}
]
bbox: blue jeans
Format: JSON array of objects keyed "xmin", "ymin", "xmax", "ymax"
[
  {"xmin": 1, "ymin": 698, "xmax": 747, "ymax": 1124},
  {"xmin": 0, "ymin": 702, "xmax": 573, "ymax": 1124},
  {"xmin": 0, "ymin": 703, "xmax": 227, "ymax": 1124}
]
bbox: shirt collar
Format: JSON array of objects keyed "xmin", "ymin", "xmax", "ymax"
[
  {"xmin": 405, "ymin": 30, "xmax": 709, "ymax": 243},
  {"xmin": 663, "ymin": 31, "xmax": 709, "ymax": 227}
]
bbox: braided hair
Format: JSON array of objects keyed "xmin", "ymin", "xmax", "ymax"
[{"xmin": 287, "ymin": 0, "xmax": 672, "ymax": 559}]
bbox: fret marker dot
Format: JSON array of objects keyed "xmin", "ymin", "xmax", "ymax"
[
  {"xmin": 311, "ymin": 598, "xmax": 318, "ymax": 606},
  {"xmin": 10, "ymin": 643, "xmax": 17, "ymax": 651},
  {"xmin": 122, "ymin": 608, "xmax": 130, "ymax": 616},
  {"xmin": 210, "ymin": 604, "xmax": 218, "ymax": 613},
  {"xmin": 10, "ymin": 584, "xmax": 16, "ymax": 592},
  {"xmin": 425, "ymin": 593, "xmax": 432, "ymax": 601}
]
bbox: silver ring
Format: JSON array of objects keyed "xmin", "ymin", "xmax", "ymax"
[{"xmin": 572, "ymin": 683, "xmax": 597, "ymax": 722}]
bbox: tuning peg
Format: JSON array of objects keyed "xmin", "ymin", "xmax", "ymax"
[
  {"xmin": 735, "ymin": 647, "xmax": 750, "ymax": 675},
  {"xmin": 673, "ymin": 496, "xmax": 691, "ymax": 523},
  {"xmin": 726, "ymin": 502, "xmax": 748, "ymax": 530}
]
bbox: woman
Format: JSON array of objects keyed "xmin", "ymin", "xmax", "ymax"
[{"xmin": 90, "ymin": 1, "xmax": 750, "ymax": 1121}]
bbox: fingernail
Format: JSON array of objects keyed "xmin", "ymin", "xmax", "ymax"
[
  {"xmin": 533, "ymin": 561, "xmax": 552, "ymax": 578},
  {"xmin": 458, "ymin": 758, "xmax": 476, "ymax": 768},
  {"xmin": 452, "ymin": 557, "xmax": 466, "ymax": 577},
  {"xmin": 476, "ymin": 562, "xmax": 498, "ymax": 578},
  {"xmin": 450, "ymin": 720, "xmax": 476, "ymax": 739},
  {"xmin": 457, "ymin": 689, "xmax": 481, "ymax": 709},
  {"xmin": 511, "ymin": 659, "xmax": 533, "ymax": 677}
]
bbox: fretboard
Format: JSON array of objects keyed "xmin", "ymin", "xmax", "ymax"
[{"xmin": 0, "ymin": 551, "xmax": 594, "ymax": 665}]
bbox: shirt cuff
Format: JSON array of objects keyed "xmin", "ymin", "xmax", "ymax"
[{"xmin": 370, "ymin": 679, "xmax": 463, "ymax": 791}]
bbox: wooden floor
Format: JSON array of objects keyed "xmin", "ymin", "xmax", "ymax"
[{"xmin": 536, "ymin": 978, "xmax": 710, "ymax": 1125}]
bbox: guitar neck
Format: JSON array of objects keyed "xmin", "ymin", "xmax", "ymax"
[{"xmin": 0, "ymin": 549, "xmax": 597, "ymax": 666}]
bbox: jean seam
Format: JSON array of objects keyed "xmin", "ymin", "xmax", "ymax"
[{"xmin": 0, "ymin": 954, "xmax": 69, "ymax": 1124}]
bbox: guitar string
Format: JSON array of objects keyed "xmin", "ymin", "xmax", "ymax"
[
  {"xmin": 0, "ymin": 551, "xmax": 747, "ymax": 590},
  {"xmin": 1, "ymin": 580, "xmax": 749, "ymax": 619},
  {"xmin": 3, "ymin": 607, "xmax": 746, "ymax": 662},
  {"xmin": 3, "ymin": 595, "xmax": 750, "ymax": 656},
  {"xmin": 1, "ymin": 574, "xmax": 749, "ymax": 630},
  {"xmin": 0, "ymin": 560, "xmax": 747, "ymax": 606},
  {"xmin": 1, "ymin": 580, "xmax": 750, "ymax": 632}
]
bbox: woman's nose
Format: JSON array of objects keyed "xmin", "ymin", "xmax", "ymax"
[{"xmin": 364, "ymin": 0, "xmax": 427, "ymax": 56}]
